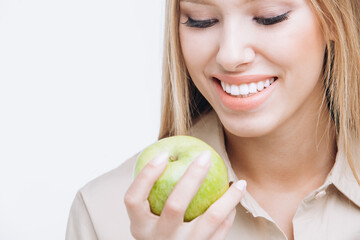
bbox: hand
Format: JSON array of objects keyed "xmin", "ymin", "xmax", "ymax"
[{"xmin": 124, "ymin": 151, "xmax": 247, "ymax": 240}]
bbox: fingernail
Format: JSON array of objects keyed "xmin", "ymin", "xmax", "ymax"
[
  {"xmin": 196, "ymin": 150, "xmax": 211, "ymax": 166},
  {"xmin": 235, "ymin": 180, "xmax": 247, "ymax": 192},
  {"xmin": 150, "ymin": 152, "xmax": 169, "ymax": 166}
]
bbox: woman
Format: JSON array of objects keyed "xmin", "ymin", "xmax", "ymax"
[{"xmin": 66, "ymin": 0, "xmax": 360, "ymax": 239}]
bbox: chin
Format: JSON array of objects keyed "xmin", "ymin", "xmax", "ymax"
[
  {"xmin": 219, "ymin": 114, "xmax": 278, "ymax": 138},
  {"xmin": 226, "ymin": 126, "xmax": 275, "ymax": 138}
]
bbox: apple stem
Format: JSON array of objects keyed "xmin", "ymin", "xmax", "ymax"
[{"xmin": 169, "ymin": 155, "xmax": 177, "ymax": 161}]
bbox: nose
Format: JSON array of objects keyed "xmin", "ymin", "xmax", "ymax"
[{"xmin": 216, "ymin": 22, "xmax": 255, "ymax": 72}]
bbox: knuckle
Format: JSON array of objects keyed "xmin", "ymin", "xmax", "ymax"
[
  {"xmin": 138, "ymin": 167, "xmax": 154, "ymax": 180},
  {"xmin": 124, "ymin": 192, "xmax": 138, "ymax": 208},
  {"xmin": 188, "ymin": 166, "xmax": 205, "ymax": 179},
  {"xmin": 185, "ymin": 167, "xmax": 207, "ymax": 184},
  {"xmin": 223, "ymin": 216, "xmax": 233, "ymax": 229},
  {"xmin": 206, "ymin": 211, "xmax": 222, "ymax": 225},
  {"xmin": 164, "ymin": 200, "xmax": 185, "ymax": 217},
  {"xmin": 220, "ymin": 210, "xmax": 236, "ymax": 230}
]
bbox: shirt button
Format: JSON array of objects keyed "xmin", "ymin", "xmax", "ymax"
[{"xmin": 315, "ymin": 190, "xmax": 327, "ymax": 199}]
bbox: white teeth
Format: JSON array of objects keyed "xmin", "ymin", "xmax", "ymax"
[
  {"xmin": 264, "ymin": 79, "xmax": 270, "ymax": 87},
  {"xmin": 220, "ymin": 77, "xmax": 276, "ymax": 97},
  {"xmin": 230, "ymin": 85, "xmax": 240, "ymax": 95},
  {"xmin": 249, "ymin": 83, "xmax": 257, "ymax": 94},
  {"xmin": 257, "ymin": 81, "xmax": 264, "ymax": 91},
  {"xmin": 225, "ymin": 83, "xmax": 231, "ymax": 94},
  {"xmin": 239, "ymin": 84, "xmax": 249, "ymax": 95}
]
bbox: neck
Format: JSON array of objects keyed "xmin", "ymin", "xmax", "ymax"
[{"xmin": 225, "ymin": 106, "xmax": 337, "ymax": 192}]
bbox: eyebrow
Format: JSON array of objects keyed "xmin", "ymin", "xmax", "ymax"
[
  {"xmin": 180, "ymin": 0, "xmax": 215, "ymax": 5},
  {"xmin": 180, "ymin": 0, "xmax": 257, "ymax": 5}
]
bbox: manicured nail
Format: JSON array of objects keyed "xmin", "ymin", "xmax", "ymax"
[
  {"xmin": 150, "ymin": 152, "xmax": 169, "ymax": 166},
  {"xmin": 235, "ymin": 180, "xmax": 247, "ymax": 192},
  {"xmin": 196, "ymin": 150, "xmax": 211, "ymax": 166}
]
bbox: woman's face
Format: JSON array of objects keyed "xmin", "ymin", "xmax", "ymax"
[{"xmin": 179, "ymin": 0, "xmax": 326, "ymax": 137}]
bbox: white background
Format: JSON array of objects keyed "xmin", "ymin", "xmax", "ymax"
[{"xmin": 0, "ymin": 0, "xmax": 164, "ymax": 239}]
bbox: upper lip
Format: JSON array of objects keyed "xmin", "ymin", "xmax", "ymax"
[{"xmin": 212, "ymin": 74, "xmax": 277, "ymax": 85}]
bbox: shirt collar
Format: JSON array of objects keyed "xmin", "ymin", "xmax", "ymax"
[
  {"xmin": 327, "ymin": 135, "xmax": 360, "ymax": 207},
  {"xmin": 189, "ymin": 109, "xmax": 360, "ymax": 209}
]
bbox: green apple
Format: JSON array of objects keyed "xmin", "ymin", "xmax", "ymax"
[{"xmin": 134, "ymin": 135, "xmax": 229, "ymax": 222}]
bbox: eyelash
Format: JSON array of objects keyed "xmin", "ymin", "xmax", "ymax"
[
  {"xmin": 183, "ymin": 17, "xmax": 218, "ymax": 28},
  {"xmin": 183, "ymin": 11, "xmax": 290, "ymax": 28},
  {"xmin": 254, "ymin": 11, "xmax": 290, "ymax": 25}
]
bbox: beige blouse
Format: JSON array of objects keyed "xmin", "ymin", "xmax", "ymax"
[{"xmin": 66, "ymin": 110, "xmax": 360, "ymax": 240}]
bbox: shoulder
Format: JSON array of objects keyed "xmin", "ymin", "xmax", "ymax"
[
  {"xmin": 80, "ymin": 153, "xmax": 138, "ymax": 197},
  {"xmin": 66, "ymin": 153, "xmax": 139, "ymax": 240}
]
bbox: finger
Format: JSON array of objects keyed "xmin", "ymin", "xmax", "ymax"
[
  {"xmin": 124, "ymin": 152, "xmax": 169, "ymax": 223},
  {"xmin": 156, "ymin": 151, "xmax": 212, "ymax": 236},
  {"xmin": 194, "ymin": 180, "xmax": 246, "ymax": 239},
  {"xmin": 209, "ymin": 209, "xmax": 236, "ymax": 240}
]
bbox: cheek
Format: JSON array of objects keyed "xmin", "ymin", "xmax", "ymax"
[
  {"xmin": 179, "ymin": 28, "xmax": 218, "ymax": 76},
  {"xmin": 265, "ymin": 13, "xmax": 326, "ymax": 81},
  {"xmin": 179, "ymin": 28, "xmax": 221, "ymax": 107}
]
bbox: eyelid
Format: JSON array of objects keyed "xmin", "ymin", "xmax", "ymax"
[
  {"xmin": 181, "ymin": 10, "xmax": 291, "ymax": 28},
  {"xmin": 182, "ymin": 16, "xmax": 219, "ymax": 28},
  {"xmin": 253, "ymin": 11, "xmax": 291, "ymax": 25}
]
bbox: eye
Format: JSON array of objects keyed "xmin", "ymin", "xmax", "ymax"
[
  {"xmin": 254, "ymin": 11, "xmax": 290, "ymax": 26},
  {"xmin": 182, "ymin": 17, "xmax": 218, "ymax": 28}
]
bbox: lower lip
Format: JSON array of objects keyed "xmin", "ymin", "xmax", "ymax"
[{"xmin": 213, "ymin": 78, "xmax": 278, "ymax": 111}]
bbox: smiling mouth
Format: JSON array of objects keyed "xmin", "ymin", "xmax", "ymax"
[{"xmin": 214, "ymin": 77, "xmax": 278, "ymax": 98}]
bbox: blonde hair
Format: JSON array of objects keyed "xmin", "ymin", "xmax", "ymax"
[{"xmin": 158, "ymin": 0, "xmax": 360, "ymax": 182}]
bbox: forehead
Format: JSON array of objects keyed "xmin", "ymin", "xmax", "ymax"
[
  {"xmin": 178, "ymin": 0, "xmax": 319, "ymax": 15},
  {"xmin": 178, "ymin": 0, "xmax": 299, "ymax": 9},
  {"xmin": 180, "ymin": 0, "xmax": 258, "ymax": 4},
  {"xmin": 178, "ymin": 0, "xmax": 310, "ymax": 6}
]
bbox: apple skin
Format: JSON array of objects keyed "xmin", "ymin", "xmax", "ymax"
[{"xmin": 134, "ymin": 135, "xmax": 229, "ymax": 222}]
